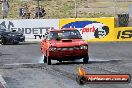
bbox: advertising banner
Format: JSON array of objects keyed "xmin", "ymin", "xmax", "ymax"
[
  {"xmin": 60, "ymin": 17, "xmax": 115, "ymax": 42},
  {"xmin": 1, "ymin": 18, "xmax": 131, "ymax": 42},
  {"xmin": 115, "ymin": 27, "xmax": 132, "ymax": 41},
  {"xmin": 0, "ymin": 19, "xmax": 59, "ymax": 41}
]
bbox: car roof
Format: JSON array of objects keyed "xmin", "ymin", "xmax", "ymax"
[{"xmin": 49, "ymin": 28, "xmax": 77, "ymax": 32}]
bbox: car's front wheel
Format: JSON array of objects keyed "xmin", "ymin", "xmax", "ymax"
[
  {"xmin": 1, "ymin": 37, "xmax": 7, "ymax": 45},
  {"xmin": 42, "ymin": 55, "xmax": 47, "ymax": 63},
  {"xmin": 13, "ymin": 42, "xmax": 19, "ymax": 45},
  {"xmin": 47, "ymin": 57, "xmax": 51, "ymax": 65},
  {"xmin": 83, "ymin": 56, "xmax": 89, "ymax": 63},
  {"xmin": 58, "ymin": 60, "xmax": 62, "ymax": 63}
]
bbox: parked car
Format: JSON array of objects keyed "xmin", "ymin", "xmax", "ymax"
[
  {"xmin": 0, "ymin": 25, "xmax": 25, "ymax": 45},
  {"xmin": 40, "ymin": 28, "xmax": 89, "ymax": 65}
]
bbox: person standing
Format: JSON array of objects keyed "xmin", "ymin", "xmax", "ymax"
[{"xmin": 1, "ymin": 0, "xmax": 9, "ymax": 19}]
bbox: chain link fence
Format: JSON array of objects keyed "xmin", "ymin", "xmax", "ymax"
[{"xmin": 1, "ymin": 0, "xmax": 132, "ymax": 26}]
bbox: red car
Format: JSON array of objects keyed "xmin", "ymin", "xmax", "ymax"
[{"xmin": 40, "ymin": 28, "xmax": 89, "ymax": 65}]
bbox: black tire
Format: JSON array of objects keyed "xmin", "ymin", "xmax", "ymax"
[
  {"xmin": 1, "ymin": 37, "xmax": 7, "ymax": 45},
  {"xmin": 59, "ymin": 60, "xmax": 62, "ymax": 63},
  {"xmin": 43, "ymin": 56, "xmax": 47, "ymax": 63},
  {"xmin": 13, "ymin": 42, "xmax": 19, "ymax": 45},
  {"xmin": 47, "ymin": 57, "xmax": 51, "ymax": 65},
  {"xmin": 83, "ymin": 56, "xmax": 89, "ymax": 63}
]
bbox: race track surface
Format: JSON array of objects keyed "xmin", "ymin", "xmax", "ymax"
[{"xmin": 0, "ymin": 42, "xmax": 132, "ymax": 88}]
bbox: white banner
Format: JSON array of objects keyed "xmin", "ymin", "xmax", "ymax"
[{"xmin": 0, "ymin": 19, "xmax": 59, "ymax": 41}]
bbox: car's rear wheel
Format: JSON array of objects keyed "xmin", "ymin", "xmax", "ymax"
[
  {"xmin": 13, "ymin": 42, "xmax": 19, "ymax": 45},
  {"xmin": 83, "ymin": 56, "xmax": 89, "ymax": 63},
  {"xmin": 43, "ymin": 55, "xmax": 47, "ymax": 63},
  {"xmin": 47, "ymin": 57, "xmax": 51, "ymax": 65},
  {"xmin": 1, "ymin": 37, "xmax": 7, "ymax": 45}
]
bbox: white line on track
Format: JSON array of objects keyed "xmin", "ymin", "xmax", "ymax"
[{"xmin": 0, "ymin": 75, "xmax": 8, "ymax": 88}]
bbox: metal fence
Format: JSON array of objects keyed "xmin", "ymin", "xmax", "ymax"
[{"xmin": 1, "ymin": 0, "xmax": 132, "ymax": 26}]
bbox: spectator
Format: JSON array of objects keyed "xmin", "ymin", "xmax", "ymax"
[
  {"xmin": 40, "ymin": 5, "xmax": 46, "ymax": 17},
  {"xmin": 21, "ymin": 4, "xmax": 30, "ymax": 19},
  {"xmin": 35, "ymin": 6, "xmax": 46, "ymax": 18},
  {"xmin": 35, "ymin": 7, "xmax": 40, "ymax": 18},
  {"xmin": 30, "ymin": 7, "xmax": 36, "ymax": 19},
  {"xmin": 41, "ymin": 7, "xmax": 46, "ymax": 16},
  {"xmin": 1, "ymin": 0, "xmax": 9, "ymax": 19}
]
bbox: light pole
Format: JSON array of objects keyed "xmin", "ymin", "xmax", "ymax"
[
  {"xmin": 114, "ymin": 0, "xmax": 117, "ymax": 17},
  {"xmin": 37, "ymin": 0, "xmax": 40, "ymax": 19}
]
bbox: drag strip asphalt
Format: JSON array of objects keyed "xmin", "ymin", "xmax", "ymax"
[{"xmin": 0, "ymin": 42, "xmax": 132, "ymax": 88}]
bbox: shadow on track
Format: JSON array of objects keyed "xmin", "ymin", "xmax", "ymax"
[
  {"xmin": 0, "ymin": 52, "xmax": 12, "ymax": 56},
  {"xmin": 0, "ymin": 42, "xmax": 40, "ymax": 45},
  {"xmin": 18, "ymin": 42, "xmax": 40, "ymax": 45}
]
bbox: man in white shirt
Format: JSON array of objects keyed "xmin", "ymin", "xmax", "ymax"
[{"xmin": 1, "ymin": 0, "xmax": 9, "ymax": 19}]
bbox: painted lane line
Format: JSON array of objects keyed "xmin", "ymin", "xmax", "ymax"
[{"xmin": 0, "ymin": 75, "xmax": 8, "ymax": 88}]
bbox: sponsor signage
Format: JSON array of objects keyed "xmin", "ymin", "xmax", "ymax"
[
  {"xmin": 117, "ymin": 30, "xmax": 132, "ymax": 39},
  {"xmin": 0, "ymin": 19, "xmax": 59, "ymax": 41},
  {"xmin": 61, "ymin": 21, "xmax": 110, "ymax": 40},
  {"xmin": 115, "ymin": 27, "xmax": 132, "ymax": 41},
  {"xmin": 76, "ymin": 66, "xmax": 131, "ymax": 85},
  {"xmin": 60, "ymin": 18, "xmax": 115, "ymax": 42},
  {"xmin": 1, "ymin": 18, "xmax": 132, "ymax": 42}
]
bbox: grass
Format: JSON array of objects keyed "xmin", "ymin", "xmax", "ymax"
[{"xmin": 0, "ymin": 0, "xmax": 132, "ymax": 19}]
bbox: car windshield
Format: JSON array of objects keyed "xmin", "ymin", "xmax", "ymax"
[{"xmin": 49, "ymin": 30, "xmax": 82, "ymax": 40}]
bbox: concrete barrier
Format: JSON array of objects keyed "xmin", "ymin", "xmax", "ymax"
[{"xmin": 0, "ymin": 18, "xmax": 131, "ymax": 42}]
